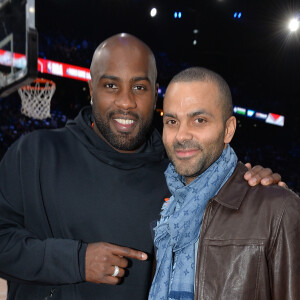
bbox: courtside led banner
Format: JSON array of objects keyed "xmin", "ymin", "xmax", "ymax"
[
  {"xmin": 0, "ymin": 49, "xmax": 91, "ymax": 82},
  {"xmin": 233, "ymin": 105, "xmax": 285, "ymax": 127},
  {"xmin": 266, "ymin": 113, "xmax": 285, "ymax": 127},
  {"xmin": 39, "ymin": 58, "xmax": 91, "ymax": 81}
]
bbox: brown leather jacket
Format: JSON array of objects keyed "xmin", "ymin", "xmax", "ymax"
[{"xmin": 195, "ymin": 162, "xmax": 300, "ymax": 300}]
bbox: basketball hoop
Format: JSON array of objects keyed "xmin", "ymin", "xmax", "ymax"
[{"xmin": 18, "ymin": 78, "xmax": 56, "ymax": 120}]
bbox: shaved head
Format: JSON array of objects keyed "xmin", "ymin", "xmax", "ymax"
[
  {"xmin": 90, "ymin": 33, "xmax": 157, "ymax": 84},
  {"xmin": 169, "ymin": 67, "xmax": 233, "ymax": 122}
]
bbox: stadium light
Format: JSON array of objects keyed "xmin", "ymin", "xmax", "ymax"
[
  {"xmin": 288, "ymin": 17, "xmax": 299, "ymax": 32},
  {"xmin": 174, "ymin": 11, "xmax": 182, "ymax": 19},
  {"xmin": 233, "ymin": 11, "xmax": 242, "ymax": 19},
  {"xmin": 150, "ymin": 7, "xmax": 157, "ymax": 17}
]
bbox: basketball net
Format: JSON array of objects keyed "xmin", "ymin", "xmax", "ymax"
[{"xmin": 18, "ymin": 78, "xmax": 56, "ymax": 120}]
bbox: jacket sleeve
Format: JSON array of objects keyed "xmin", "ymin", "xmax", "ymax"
[
  {"xmin": 0, "ymin": 138, "xmax": 84, "ymax": 285},
  {"xmin": 268, "ymin": 190, "xmax": 300, "ymax": 299}
]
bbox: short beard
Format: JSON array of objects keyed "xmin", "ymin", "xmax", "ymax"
[
  {"xmin": 92, "ymin": 110, "xmax": 153, "ymax": 151},
  {"xmin": 168, "ymin": 141, "xmax": 204, "ymax": 178},
  {"xmin": 167, "ymin": 140, "xmax": 224, "ymax": 181}
]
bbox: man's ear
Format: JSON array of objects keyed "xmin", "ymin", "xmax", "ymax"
[
  {"xmin": 224, "ymin": 116, "xmax": 236, "ymax": 144},
  {"xmin": 154, "ymin": 83, "xmax": 159, "ymax": 110}
]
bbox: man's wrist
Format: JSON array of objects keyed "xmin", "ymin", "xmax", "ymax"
[{"xmin": 78, "ymin": 241, "xmax": 88, "ymax": 281}]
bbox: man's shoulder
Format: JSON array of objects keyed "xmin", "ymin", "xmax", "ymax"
[
  {"xmin": 246, "ymin": 183, "xmax": 300, "ymax": 211},
  {"xmin": 213, "ymin": 164, "xmax": 300, "ymax": 240},
  {"xmin": 6, "ymin": 127, "xmax": 70, "ymax": 157},
  {"xmin": 24, "ymin": 127, "xmax": 68, "ymax": 142},
  {"xmin": 236, "ymin": 171, "xmax": 300, "ymax": 218},
  {"xmin": 218, "ymin": 162, "xmax": 299, "ymax": 212}
]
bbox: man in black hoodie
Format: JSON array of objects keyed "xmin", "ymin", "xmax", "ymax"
[{"xmin": 0, "ymin": 33, "xmax": 283, "ymax": 299}]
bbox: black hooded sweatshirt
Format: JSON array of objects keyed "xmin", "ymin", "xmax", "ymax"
[{"xmin": 0, "ymin": 107, "xmax": 170, "ymax": 299}]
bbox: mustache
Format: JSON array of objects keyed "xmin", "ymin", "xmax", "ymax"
[
  {"xmin": 173, "ymin": 140, "xmax": 203, "ymax": 151},
  {"xmin": 108, "ymin": 110, "xmax": 139, "ymax": 120}
]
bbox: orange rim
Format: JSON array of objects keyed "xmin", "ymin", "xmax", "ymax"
[{"xmin": 20, "ymin": 78, "xmax": 56, "ymax": 91}]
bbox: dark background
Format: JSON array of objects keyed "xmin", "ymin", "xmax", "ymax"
[{"xmin": 0, "ymin": 0, "xmax": 299, "ymax": 193}]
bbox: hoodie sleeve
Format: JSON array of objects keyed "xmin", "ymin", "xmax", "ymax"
[{"xmin": 0, "ymin": 137, "xmax": 84, "ymax": 285}]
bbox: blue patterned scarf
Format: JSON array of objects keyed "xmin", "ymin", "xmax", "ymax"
[{"xmin": 149, "ymin": 145, "xmax": 237, "ymax": 300}]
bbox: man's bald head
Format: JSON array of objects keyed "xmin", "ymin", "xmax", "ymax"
[{"xmin": 90, "ymin": 33, "xmax": 157, "ymax": 84}]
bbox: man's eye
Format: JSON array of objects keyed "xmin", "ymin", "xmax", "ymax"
[
  {"xmin": 105, "ymin": 83, "xmax": 117, "ymax": 89},
  {"xmin": 165, "ymin": 119, "xmax": 177, "ymax": 125},
  {"xmin": 195, "ymin": 118, "xmax": 205, "ymax": 124},
  {"xmin": 133, "ymin": 85, "xmax": 146, "ymax": 91}
]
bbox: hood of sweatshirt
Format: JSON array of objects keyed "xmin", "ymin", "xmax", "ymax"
[{"xmin": 65, "ymin": 106, "xmax": 168, "ymax": 170}]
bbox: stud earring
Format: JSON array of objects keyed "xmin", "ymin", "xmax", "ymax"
[{"xmin": 90, "ymin": 98, "xmax": 93, "ymax": 105}]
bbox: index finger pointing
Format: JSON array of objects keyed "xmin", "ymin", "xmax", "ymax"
[{"xmin": 111, "ymin": 245, "xmax": 148, "ymax": 261}]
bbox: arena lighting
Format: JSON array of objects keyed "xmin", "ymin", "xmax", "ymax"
[
  {"xmin": 233, "ymin": 11, "xmax": 242, "ymax": 19},
  {"xmin": 193, "ymin": 29, "xmax": 198, "ymax": 45},
  {"xmin": 150, "ymin": 7, "xmax": 157, "ymax": 17},
  {"xmin": 174, "ymin": 11, "xmax": 182, "ymax": 19},
  {"xmin": 155, "ymin": 108, "xmax": 163, "ymax": 116},
  {"xmin": 288, "ymin": 17, "xmax": 299, "ymax": 32}
]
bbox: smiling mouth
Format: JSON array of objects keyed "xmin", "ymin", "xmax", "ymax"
[
  {"xmin": 112, "ymin": 118, "xmax": 137, "ymax": 133},
  {"xmin": 114, "ymin": 118, "xmax": 135, "ymax": 125},
  {"xmin": 175, "ymin": 149, "xmax": 199, "ymax": 158}
]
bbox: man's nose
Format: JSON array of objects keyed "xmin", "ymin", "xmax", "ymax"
[
  {"xmin": 176, "ymin": 123, "xmax": 193, "ymax": 144},
  {"xmin": 114, "ymin": 89, "xmax": 137, "ymax": 110}
]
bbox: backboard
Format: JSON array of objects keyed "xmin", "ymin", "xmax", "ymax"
[{"xmin": 0, "ymin": 0, "xmax": 38, "ymax": 97}]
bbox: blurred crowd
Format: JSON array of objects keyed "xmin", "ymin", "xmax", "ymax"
[
  {"xmin": 0, "ymin": 94, "xmax": 69, "ymax": 158},
  {"xmin": 39, "ymin": 33, "xmax": 95, "ymax": 68}
]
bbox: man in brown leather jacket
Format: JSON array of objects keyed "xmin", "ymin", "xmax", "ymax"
[{"xmin": 149, "ymin": 67, "xmax": 300, "ymax": 300}]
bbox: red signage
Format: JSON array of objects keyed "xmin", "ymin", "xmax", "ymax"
[{"xmin": 0, "ymin": 49, "xmax": 91, "ymax": 82}]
